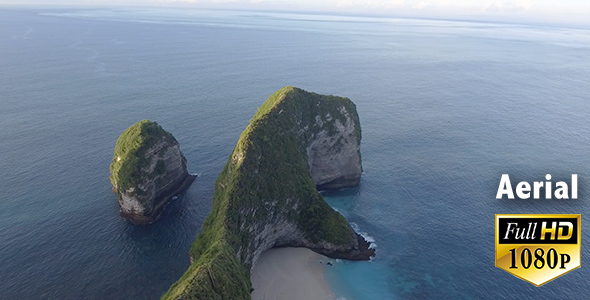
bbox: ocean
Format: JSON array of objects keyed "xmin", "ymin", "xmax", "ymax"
[{"xmin": 1, "ymin": 6, "xmax": 589, "ymax": 299}]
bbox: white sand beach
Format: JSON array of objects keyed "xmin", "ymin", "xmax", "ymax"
[{"xmin": 251, "ymin": 247, "xmax": 336, "ymax": 300}]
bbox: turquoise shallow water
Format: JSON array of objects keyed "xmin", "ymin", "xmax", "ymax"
[{"xmin": 1, "ymin": 7, "xmax": 590, "ymax": 299}]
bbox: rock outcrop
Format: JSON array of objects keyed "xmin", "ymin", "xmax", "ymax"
[
  {"xmin": 161, "ymin": 87, "xmax": 373, "ymax": 300},
  {"xmin": 307, "ymin": 105, "xmax": 362, "ymax": 190},
  {"xmin": 109, "ymin": 120, "xmax": 195, "ymax": 225}
]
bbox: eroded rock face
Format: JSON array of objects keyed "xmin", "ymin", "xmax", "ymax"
[
  {"xmin": 307, "ymin": 107, "xmax": 362, "ymax": 190},
  {"xmin": 110, "ymin": 120, "xmax": 195, "ymax": 225},
  {"xmin": 244, "ymin": 209, "xmax": 373, "ymax": 268}
]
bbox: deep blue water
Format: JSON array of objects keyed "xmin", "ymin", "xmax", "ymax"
[{"xmin": 1, "ymin": 6, "xmax": 590, "ymax": 300}]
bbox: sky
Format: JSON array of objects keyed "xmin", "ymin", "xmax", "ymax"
[{"xmin": 2, "ymin": 0, "xmax": 590, "ymax": 26}]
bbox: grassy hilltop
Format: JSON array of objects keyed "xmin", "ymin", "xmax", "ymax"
[{"xmin": 109, "ymin": 120, "xmax": 177, "ymax": 195}]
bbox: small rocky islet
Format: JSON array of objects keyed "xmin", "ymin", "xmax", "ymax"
[{"xmin": 109, "ymin": 120, "xmax": 195, "ymax": 225}]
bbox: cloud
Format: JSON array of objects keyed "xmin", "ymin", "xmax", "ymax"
[
  {"xmin": 336, "ymin": 0, "xmax": 404, "ymax": 9},
  {"xmin": 159, "ymin": 0, "xmax": 199, "ymax": 3},
  {"xmin": 483, "ymin": 0, "xmax": 531, "ymax": 12}
]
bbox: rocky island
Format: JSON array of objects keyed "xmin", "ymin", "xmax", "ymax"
[
  {"xmin": 109, "ymin": 120, "xmax": 196, "ymax": 225},
  {"xmin": 162, "ymin": 87, "xmax": 374, "ymax": 299}
]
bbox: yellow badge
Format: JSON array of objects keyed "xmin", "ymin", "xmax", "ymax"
[{"xmin": 495, "ymin": 214, "xmax": 581, "ymax": 286}]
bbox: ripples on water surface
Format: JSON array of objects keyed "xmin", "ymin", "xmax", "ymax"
[{"xmin": 1, "ymin": 7, "xmax": 589, "ymax": 299}]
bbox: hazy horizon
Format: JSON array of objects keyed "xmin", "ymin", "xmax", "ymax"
[{"xmin": 1, "ymin": 0, "xmax": 589, "ymax": 27}]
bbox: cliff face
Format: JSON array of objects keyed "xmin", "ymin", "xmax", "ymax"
[
  {"xmin": 161, "ymin": 87, "xmax": 373, "ymax": 300},
  {"xmin": 306, "ymin": 105, "xmax": 362, "ymax": 190},
  {"xmin": 109, "ymin": 120, "xmax": 195, "ymax": 225}
]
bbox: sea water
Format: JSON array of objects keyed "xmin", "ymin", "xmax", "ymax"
[{"xmin": 1, "ymin": 7, "xmax": 589, "ymax": 299}]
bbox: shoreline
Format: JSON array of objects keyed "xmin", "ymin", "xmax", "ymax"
[
  {"xmin": 120, "ymin": 173, "xmax": 197, "ymax": 225},
  {"xmin": 251, "ymin": 247, "xmax": 336, "ymax": 300}
]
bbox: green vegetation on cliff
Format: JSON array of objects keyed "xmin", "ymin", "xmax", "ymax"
[
  {"xmin": 109, "ymin": 120, "xmax": 176, "ymax": 193},
  {"xmin": 161, "ymin": 87, "xmax": 362, "ymax": 300}
]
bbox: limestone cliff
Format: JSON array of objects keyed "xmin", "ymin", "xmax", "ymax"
[
  {"xmin": 307, "ymin": 103, "xmax": 362, "ymax": 190},
  {"xmin": 109, "ymin": 120, "xmax": 195, "ymax": 225},
  {"xmin": 161, "ymin": 87, "xmax": 373, "ymax": 300}
]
